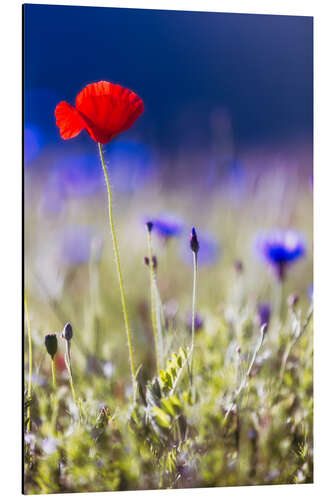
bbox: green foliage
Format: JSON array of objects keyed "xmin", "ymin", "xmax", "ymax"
[{"xmin": 24, "ymin": 173, "xmax": 313, "ymax": 493}]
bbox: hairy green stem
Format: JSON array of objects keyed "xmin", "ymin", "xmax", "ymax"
[
  {"xmin": 224, "ymin": 325, "xmax": 266, "ymax": 422},
  {"xmin": 68, "ymin": 375, "xmax": 76, "ymax": 403},
  {"xmin": 279, "ymin": 305, "xmax": 313, "ymax": 381},
  {"xmin": 51, "ymin": 358, "xmax": 56, "ymax": 388},
  {"xmin": 65, "ymin": 342, "xmax": 75, "ymax": 399},
  {"xmin": 147, "ymin": 230, "xmax": 160, "ymax": 373},
  {"xmin": 24, "ymin": 293, "xmax": 33, "ymax": 432},
  {"xmin": 190, "ymin": 252, "xmax": 198, "ymax": 375},
  {"xmin": 98, "ymin": 143, "xmax": 136, "ymax": 391}
]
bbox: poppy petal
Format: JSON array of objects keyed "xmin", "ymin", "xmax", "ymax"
[
  {"xmin": 75, "ymin": 81, "xmax": 144, "ymax": 144},
  {"xmin": 55, "ymin": 101, "xmax": 86, "ymax": 140}
]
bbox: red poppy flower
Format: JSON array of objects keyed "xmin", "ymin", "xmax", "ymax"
[{"xmin": 55, "ymin": 81, "xmax": 144, "ymax": 144}]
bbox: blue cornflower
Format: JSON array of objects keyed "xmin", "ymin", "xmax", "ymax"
[
  {"xmin": 42, "ymin": 154, "xmax": 103, "ymax": 214},
  {"xmin": 60, "ymin": 226, "xmax": 102, "ymax": 266},
  {"xmin": 308, "ymin": 284, "xmax": 313, "ymax": 302},
  {"xmin": 256, "ymin": 229, "xmax": 306, "ymax": 281},
  {"xmin": 186, "ymin": 312, "xmax": 204, "ymax": 332},
  {"xmin": 145, "ymin": 213, "xmax": 185, "ymax": 240},
  {"xmin": 53, "ymin": 154, "xmax": 103, "ymax": 198},
  {"xmin": 108, "ymin": 139, "xmax": 153, "ymax": 193},
  {"xmin": 257, "ymin": 303, "xmax": 271, "ymax": 330},
  {"xmin": 42, "ymin": 437, "xmax": 59, "ymax": 455},
  {"xmin": 181, "ymin": 230, "xmax": 221, "ymax": 267}
]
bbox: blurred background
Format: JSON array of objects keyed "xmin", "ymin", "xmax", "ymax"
[
  {"xmin": 24, "ymin": 4, "xmax": 313, "ymax": 377},
  {"xmin": 24, "ymin": 5, "xmax": 313, "ymax": 164}
]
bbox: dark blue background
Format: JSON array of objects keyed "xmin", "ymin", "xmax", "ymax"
[{"xmin": 24, "ymin": 4, "xmax": 313, "ymax": 151}]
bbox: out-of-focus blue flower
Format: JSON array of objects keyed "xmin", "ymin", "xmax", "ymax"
[
  {"xmin": 308, "ymin": 284, "xmax": 313, "ymax": 302},
  {"xmin": 108, "ymin": 139, "xmax": 153, "ymax": 193},
  {"xmin": 186, "ymin": 312, "xmax": 204, "ymax": 332},
  {"xmin": 53, "ymin": 154, "xmax": 103, "ymax": 197},
  {"xmin": 103, "ymin": 361, "xmax": 115, "ymax": 378},
  {"xmin": 25, "ymin": 433, "xmax": 36, "ymax": 451},
  {"xmin": 42, "ymin": 437, "xmax": 59, "ymax": 455},
  {"xmin": 60, "ymin": 226, "xmax": 102, "ymax": 266},
  {"xmin": 146, "ymin": 213, "xmax": 185, "ymax": 240},
  {"xmin": 225, "ymin": 159, "xmax": 248, "ymax": 201},
  {"xmin": 257, "ymin": 303, "xmax": 271, "ymax": 330},
  {"xmin": 31, "ymin": 373, "xmax": 47, "ymax": 387},
  {"xmin": 41, "ymin": 154, "xmax": 103, "ymax": 215},
  {"xmin": 41, "ymin": 174, "xmax": 67, "ymax": 215},
  {"xmin": 180, "ymin": 230, "xmax": 221, "ymax": 267},
  {"xmin": 256, "ymin": 229, "xmax": 306, "ymax": 281},
  {"xmin": 24, "ymin": 124, "xmax": 44, "ymax": 165}
]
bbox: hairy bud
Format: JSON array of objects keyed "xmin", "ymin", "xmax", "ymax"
[
  {"xmin": 62, "ymin": 322, "xmax": 73, "ymax": 341},
  {"xmin": 146, "ymin": 221, "xmax": 153, "ymax": 233},
  {"xmin": 190, "ymin": 227, "xmax": 199, "ymax": 254},
  {"xmin": 45, "ymin": 334, "xmax": 58, "ymax": 359}
]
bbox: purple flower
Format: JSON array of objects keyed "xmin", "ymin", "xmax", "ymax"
[
  {"xmin": 234, "ymin": 259, "xmax": 244, "ymax": 274},
  {"xmin": 53, "ymin": 154, "xmax": 103, "ymax": 197},
  {"xmin": 308, "ymin": 284, "xmax": 313, "ymax": 302},
  {"xmin": 146, "ymin": 213, "xmax": 184, "ymax": 240},
  {"xmin": 181, "ymin": 230, "xmax": 221, "ymax": 267},
  {"xmin": 108, "ymin": 139, "xmax": 153, "ymax": 193},
  {"xmin": 60, "ymin": 226, "xmax": 102, "ymax": 266},
  {"xmin": 257, "ymin": 303, "xmax": 271, "ymax": 330},
  {"xmin": 25, "ymin": 433, "xmax": 37, "ymax": 451},
  {"xmin": 41, "ymin": 174, "xmax": 66, "ymax": 215},
  {"xmin": 186, "ymin": 313, "xmax": 204, "ymax": 332},
  {"xmin": 256, "ymin": 229, "xmax": 306, "ymax": 281},
  {"xmin": 41, "ymin": 154, "xmax": 103, "ymax": 215},
  {"xmin": 103, "ymin": 361, "xmax": 115, "ymax": 378},
  {"xmin": 42, "ymin": 437, "xmax": 59, "ymax": 455}
]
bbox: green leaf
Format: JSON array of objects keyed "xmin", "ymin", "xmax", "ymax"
[
  {"xmin": 169, "ymin": 394, "xmax": 182, "ymax": 411},
  {"xmin": 161, "ymin": 398, "xmax": 176, "ymax": 417},
  {"xmin": 152, "ymin": 407, "xmax": 171, "ymax": 428}
]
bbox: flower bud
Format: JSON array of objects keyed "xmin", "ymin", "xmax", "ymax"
[
  {"xmin": 257, "ymin": 303, "xmax": 271, "ymax": 331},
  {"xmin": 234, "ymin": 259, "xmax": 244, "ymax": 274},
  {"xmin": 45, "ymin": 334, "xmax": 58, "ymax": 359},
  {"xmin": 62, "ymin": 322, "xmax": 73, "ymax": 341},
  {"xmin": 190, "ymin": 227, "xmax": 199, "ymax": 254},
  {"xmin": 146, "ymin": 221, "xmax": 153, "ymax": 233},
  {"xmin": 287, "ymin": 294, "xmax": 299, "ymax": 310},
  {"xmin": 144, "ymin": 255, "xmax": 158, "ymax": 269}
]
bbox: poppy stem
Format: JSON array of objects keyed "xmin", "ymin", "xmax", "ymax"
[
  {"xmin": 190, "ymin": 252, "xmax": 198, "ymax": 380},
  {"xmin": 24, "ymin": 293, "xmax": 33, "ymax": 432},
  {"xmin": 146, "ymin": 229, "xmax": 160, "ymax": 373},
  {"xmin": 98, "ymin": 143, "xmax": 136, "ymax": 392}
]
